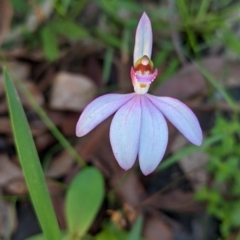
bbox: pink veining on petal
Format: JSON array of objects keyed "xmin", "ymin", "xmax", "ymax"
[
  {"xmin": 76, "ymin": 93, "xmax": 135, "ymax": 137},
  {"xmin": 139, "ymin": 96, "xmax": 168, "ymax": 175},
  {"xmin": 147, "ymin": 94, "xmax": 203, "ymax": 146},
  {"xmin": 110, "ymin": 95, "xmax": 141, "ymax": 170}
]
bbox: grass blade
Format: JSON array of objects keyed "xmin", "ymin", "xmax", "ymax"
[
  {"xmin": 127, "ymin": 215, "xmax": 144, "ymax": 240},
  {"xmin": 4, "ymin": 69, "xmax": 61, "ymax": 240},
  {"xmin": 156, "ymin": 134, "xmax": 225, "ymax": 171}
]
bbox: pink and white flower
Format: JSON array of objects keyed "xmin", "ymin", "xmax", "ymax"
[{"xmin": 76, "ymin": 13, "xmax": 202, "ymax": 175}]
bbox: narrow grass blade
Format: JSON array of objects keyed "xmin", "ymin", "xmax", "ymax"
[
  {"xmin": 127, "ymin": 215, "xmax": 144, "ymax": 240},
  {"xmin": 195, "ymin": 62, "xmax": 238, "ymax": 111},
  {"xmin": 4, "ymin": 69, "xmax": 61, "ymax": 240},
  {"xmin": 103, "ymin": 48, "xmax": 114, "ymax": 83},
  {"xmin": 16, "ymin": 77, "xmax": 85, "ymax": 167},
  {"xmin": 26, "ymin": 232, "xmax": 67, "ymax": 240},
  {"xmin": 156, "ymin": 134, "xmax": 225, "ymax": 171}
]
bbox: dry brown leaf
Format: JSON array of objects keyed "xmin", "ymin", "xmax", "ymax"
[
  {"xmin": 0, "ymin": 62, "xmax": 30, "ymax": 95},
  {"xmin": 82, "ymin": 56, "xmax": 104, "ymax": 87},
  {"xmin": 143, "ymin": 190, "xmax": 203, "ymax": 213},
  {"xmin": 6, "ymin": 178, "xmax": 28, "ymax": 195},
  {"xmin": 50, "ymin": 72, "xmax": 97, "ymax": 111},
  {"xmin": 0, "ymin": 117, "xmax": 11, "ymax": 134},
  {"xmin": 154, "ymin": 62, "xmax": 206, "ymax": 100},
  {"xmin": 51, "ymin": 196, "xmax": 66, "ymax": 229},
  {"xmin": 143, "ymin": 214, "xmax": 173, "ymax": 240},
  {"xmin": 35, "ymin": 132, "xmax": 55, "ymax": 151},
  {"xmin": 0, "ymin": 200, "xmax": 17, "ymax": 239},
  {"xmin": 47, "ymin": 110, "xmax": 66, "ymax": 127},
  {"xmin": 60, "ymin": 112, "xmax": 80, "ymax": 136},
  {"xmin": 154, "ymin": 57, "xmax": 240, "ymax": 101},
  {"xmin": 47, "ymin": 180, "xmax": 66, "ymax": 229},
  {"xmin": 0, "ymin": 155, "xmax": 22, "ymax": 187},
  {"xmin": 0, "ymin": 0, "xmax": 13, "ymax": 45},
  {"xmin": 169, "ymin": 136, "xmax": 208, "ymax": 191},
  {"xmin": 46, "ymin": 179, "xmax": 64, "ymax": 197},
  {"xmin": 8, "ymin": 61, "xmax": 31, "ymax": 81},
  {"xmin": 46, "ymin": 151, "xmax": 74, "ymax": 178},
  {"xmin": 179, "ymin": 151, "xmax": 208, "ymax": 191},
  {"xmin": 19, "ymin": 81, "xmax": 45, "ymax": 107}
]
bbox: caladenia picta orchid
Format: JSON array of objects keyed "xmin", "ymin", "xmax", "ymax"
[{"xmin": 76, "ymin": 13, "xmax": 203, "ymax": 175}]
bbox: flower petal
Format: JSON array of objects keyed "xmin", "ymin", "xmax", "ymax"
[
  {"xmin": 110, "ymin": 96, "xmax": 141, "ymax": 170},
  {"xmin": 134, "ymin": 12, "xmax": 152, "ymax": 64},
  {"xmin": 147, "ymin": 95, "xmax": 202, "ymax": 146},
  {"xmin": 76, "ymin": 93, "xmax": 135, "ymax": 137},
  {"xmin": 139, "ymin": 96, "xmax": 168, "ymax": 175}
]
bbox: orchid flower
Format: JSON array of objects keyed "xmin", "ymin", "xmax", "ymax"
[{"xmin": 76, "ymin": 12, "xmax": 202, "ymax": 175}]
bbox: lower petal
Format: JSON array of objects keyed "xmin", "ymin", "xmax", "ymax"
[
  {"xmin": 110, "ymin": 96, "xmax": 141, "ymax": 170},
  {"xmin": 76, "ymin": 93, "xmax": 135, "ymax": 137},
  {"xmin": 139, "ymin": 97, "xmax": 168, "ymax": 175},
  {"xmin": 147, "ymin": 94, "xmax": 202, "ymax": 146}
]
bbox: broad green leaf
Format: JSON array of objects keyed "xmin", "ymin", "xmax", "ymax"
[
  {"xmin": 66, "ymin": 167, "xmax": 104, "ymax": 238},
  {"xmin": 40, "ymin": 26, "xmax": 59, "ymax": 61},
  {"xmin": 4, "ymin": 69, "xmax": 61, "ymax": 240},
  {"xmin": 127, "ymin": 215, "xmax": 144, "ymax": 240}
]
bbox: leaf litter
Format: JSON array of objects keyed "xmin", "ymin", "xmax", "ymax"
[{"xmin": 1, "ymin": 1, "xmax": 240, "ymax": 240}]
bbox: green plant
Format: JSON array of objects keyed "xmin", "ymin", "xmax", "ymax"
[{"xmin": 196, "ymin": 116, "xmax": 240, "ymax": 239}]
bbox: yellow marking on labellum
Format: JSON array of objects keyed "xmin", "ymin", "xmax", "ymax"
[{"xmin": 140, "ymin": 83, "xmax": 147, "ymax": 88}]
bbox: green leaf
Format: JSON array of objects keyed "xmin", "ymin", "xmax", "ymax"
[
  {"xmin": 103, "ymin": 48, "xmax": 114, "ymax": 83},
  {"xmin": 96, "ymin": 222, "xmax": 128, "ymax": 240},
  {"xmin": 60, "ymin": 0, "xmax": 71, "ymax": 11},
  {"xmin": 11, "ymin": 0, "xmax": 30, "ymax": 14},
  {"xmin": 40, "ymin": 26, "xmax": 59, "ymax": 61},
  {"xmin": 26, "ymin": 231, "xmax": 67, "ymax": 240},
  {"xmin": 66, "ymin": 167, "xmax": 104, "ymax": 238},
  {"xmin": 96, "ymin": 230, "xmax": 118, "ymax": 240},
  {"xmin": 127, "ymin": 215, "xmax": 144, "ymax": 240},
  {"xmin": 25, "ymin": 234, "xmax": 45, "ymax": 240},
  {"xmin": 50, "ymin": 19, "xmax": 89, "ymax": 40},
  {"xmin": 94, "ymin": 28, "xmax": 121, "ymax": 48},
  {"xmin": 3, "ymin": 69, "xmax": 61, "ymax": 240},
  {"xmin": 221, "ymin": 28, "xmax": 240, "ymax": 59}
]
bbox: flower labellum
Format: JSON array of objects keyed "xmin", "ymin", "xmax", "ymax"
[{"xmin": 76, "ymin": 12, "xmax": 203, "ymax": 175}]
